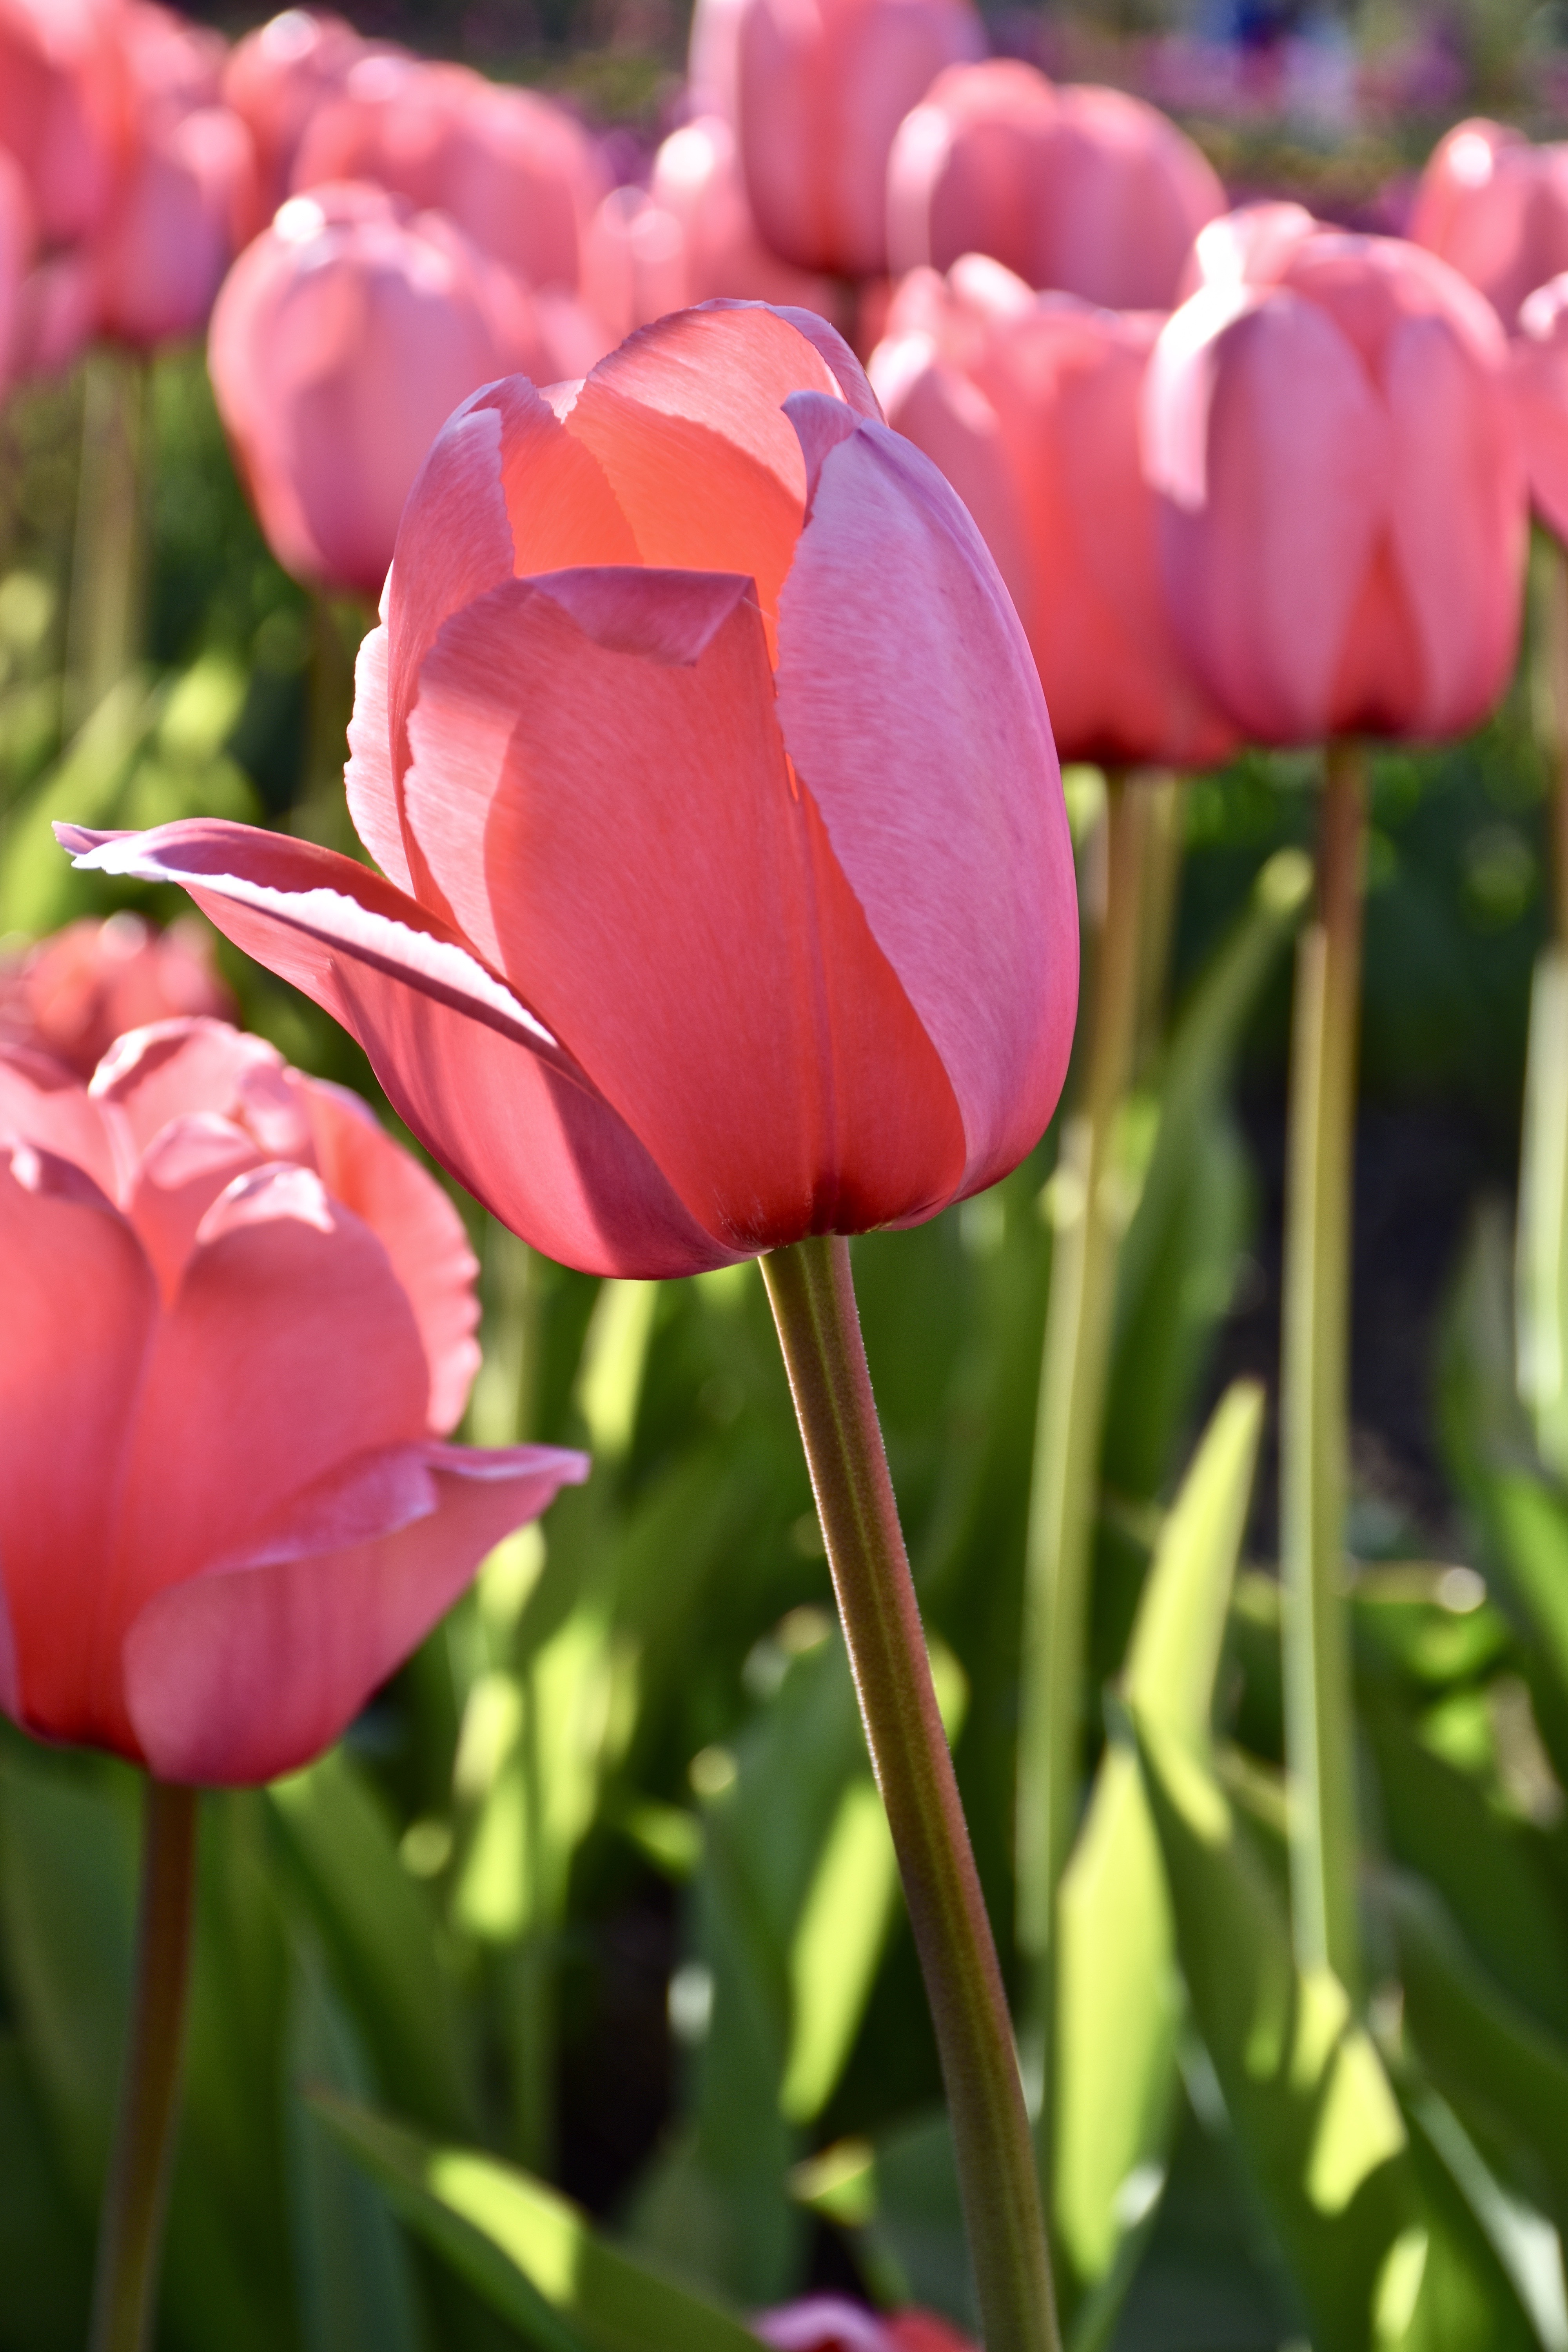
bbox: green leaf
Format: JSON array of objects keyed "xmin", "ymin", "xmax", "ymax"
[
  {"xmin": 0, "ymin": 2035, "xmax": 92, "ymax": 2352},
  {"xmin": 311, "ymin": 2092, "xmax": 766, "ymax": 2352},
  {"xmin": 1515, "ymin": 950, "xmax": 1568, "ymax": 1483},
  {"xmin": 0, "ymin": 675, "xmax": 156, "ymax": 933}
]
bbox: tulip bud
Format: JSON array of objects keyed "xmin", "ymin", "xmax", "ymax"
[{"xmin": 1410, "ymin": 116, "xmax": 1568, "ymax": 332}]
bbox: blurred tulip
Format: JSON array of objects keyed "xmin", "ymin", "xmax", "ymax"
[
  {"xmin": 0, "ymin": 1015, "xmax": 586, "ymax": 1783},
  {"xmin": 887, "ymin": 61, "xmax": 1224, "ymax": 309},
  {"xmin": 208, "ymin": 182, "xmax": 601, "ymax": 600},
  {"xmin": 290, "ymin": 53, "xmax": 607, "ymax": 292},
  {"xmin": 757, "ymin": 2299, "xmax": 978, "ymax": 2352},
  {"xmin": 583, "ymin": 116, "xmax": 839, "ymax": 340},
  {"xmin": 1142, "ymin": 212, "xmax": 1527, "ymax": 745},
  {"xmin": 223, "ymin": 6, "xmax": 375, "ymax": 216},
  {"xmin": 0, "ymin": 145, "xmax": 33, "ymax": 390},
  {"xmin": 66, "ymin": 302, "xmax": 1076, "ymax": 1277},
  {"xmin": 693, "ymin": 0, "xmax": 983, "ymax": 276},
  {"xmin": 0, "ymin": 0, "xmax": 129, "ymax": 246},
  {"xmin": 1410, "ymin": 116, "xmax": 1568, "ymax": 332},
  {"xmin": 1513, "ymin": 272, "xmax": 1568, "ymax": 539},
  {"xmin": 871, "ymin": 254, "xmax": 1236, "ymax": 766},
  {"xmin": 0, "ymin": 913, "xmax": 233, "ymax": 1076}
]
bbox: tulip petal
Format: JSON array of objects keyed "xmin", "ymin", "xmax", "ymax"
[
  {"xmin": 0, "ymin": 1140, "xmax": 157, "ymax": 1747},
  {"xmin": 300, "ymin": 1075, "xmax": 481, "ymax": 1434},
  {"xmin": 0, "ymin": 1041, "xmax": 124, "ymax": 1200},
  {"xmin": 404, "ymin": 566, "xmax": 966, "ymax": 1247},
  {"xmin": 125, "ymin": 1112, "xmax": 267, "ymax": 1301},
  {"xmin": 344, "ymin": 621, "xmax": 412, "ymax": 889},
  {"xmin": 60, "ymin": 821, "xmax": 738, "ymax": 1277},
  {"xmin": 775, "ymin": 394, "xmax": 1076, "ymax": 1195},
  {"xmin": 124, "ymin": 1441, "xmax": 588, "ymax": 1786},
  {"xmin": 709, "ymin": 298, "xmax": 884, "ymax": 419},
  {"xmin": 92, "ymin": 1016, "xmax": 301, "ymax": 1160}
]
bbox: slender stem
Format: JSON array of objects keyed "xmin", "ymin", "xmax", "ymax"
[
  {"xmin": 1132, "ymin": 772, "xmax": 1184, "ymax": 1076},
  {"xmin": 1538, "ymin": 534, "xmax": 1568, "ymax": 949},
  {"xmin": 1016, "ymin": 775, "xmax": 1154, "ymax": 2073},
  {"xmin": 762, "ymin": 1237, "xmax": 1058, "ymax": 2352},
  {"xmin": 89, "ymin": 1777, "xmax": 200, "ymax": 2352},
  {"xmin": 1279, "ymin": 741, "xmax": 1365, "ymax": 1995},
  {"xmin": 296, "ymin": 595, "xmax": 364, "ymax": 853},
  {"xmin": 67, "ymin": 349, "xmax": 147, "ymax": 733}
]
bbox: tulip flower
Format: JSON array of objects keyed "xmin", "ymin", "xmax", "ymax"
[
  {"xmin": 0, "ymin": 913, "xmax": 233, "ymax": 1076},
  {"xmin": 208, "ymin": 182, "xmax": 601, "ymax": 600},
  {"xmin": 223, "ymin": 6, "xmax": 376, "ymax": 216},
  {"xmin": 65, "ymin": 300, "xmax": 1076, "ymax": 1277},
  {"xmin": 1510, "ymin": 271, "xmax": 1568, "ymax": 541},
  {"xmin": 1141, "ymin": 211, "xmax": 1527, "ymax": 746},
  {"xmin": 0, "ymin": 0, "xmax": 128, "ymax": 247},
  {"xmin": 690, "ymin": 0, "xmax": 984, "ymax": 276},
  {"xmin": 870, "ymin": 254, "xmax": 1235, "ymax": 767},
  {"xmin": 0, "ymin": 145, "xmax": 31, "ymax": 391},
  {"xmin": 757, "ymin": 2298, "xmax": 977, "ymax": 2352},
  {"xmin": 886, "ymin": 61, "xmax": 1224, "ymax": 310},
  {"xmin": 289, "ymin": 52, "xmax": 607, "ymax": 294},
  {"xmin": 1410, "ymin": 116, "xmax": 1568, "ymax": 333},
  {"xmin": 0, "ymin": 1013, "xmax": 586, "ymax": 1784}
]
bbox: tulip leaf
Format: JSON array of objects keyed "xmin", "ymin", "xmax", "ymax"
[
  {"xmin": 0, "ymin": 2033, "xmax": 92, "ymax": 2350},
  {"xmin": 1515, "ymin": 949, "xmax": 1568, "ymax": 1483},
  {"xmin": 311, "ymin": 2091, "xmax": 768, "ymax": 2352},
  {"xmin": 0, "ymin": 675, "xmax": 156, "ymax": 935}
]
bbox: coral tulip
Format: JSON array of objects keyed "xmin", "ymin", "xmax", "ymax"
[
  {"xmin": 290, "ymin": 53, "xmax": 606, "ymax": 294},
  {"xmin": 0, "ymin": 0, "xmax": 129, "ymax": 247},
  {"xmin": 886, "ymin": 62, "xmax": 1224, "ymax": 310},
  {"xmin": 64, "ymin": 302, "xmax": 1076, "ymax": 1278},
  {"xmin": 223, "ymin": 6, "xmax": 375, "ymax": 216},
  {"xmin": 692, "ymin": 0, "xmax": 984, "ymax": 276},
  {"xmin": 870, "ymin": 254, "xmax": 1235, "ymax": 766},
  {"xmin": 1512, "ymin": 272, "xmax": 1568, "ymax": 540},
  {"xmin": 0, "ymin": 913, "xmax": 233, "ymax": 1076},
  {"xmin": 1410, "ymin": 116, "xmax": 1568, "ymax": 332},
  {"xmin": 757, "ymin": 2299, "xmax": 977, "ymax": 2352},
  {"xmin": 0, "ymin": 1015, "xmax": 586, "ymax": 1783},
  {"xmin": 1141, "ymin": 211, "xmax": 1527, "ymax": 745},
  {"xmin": 208, "ymin": 181, "xmax": 598, "ymax": 600}
]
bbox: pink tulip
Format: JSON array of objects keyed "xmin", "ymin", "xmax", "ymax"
[
  {"xmin": 871, "ymin": 255, "xmax": 1236, "ymax": 768},
  {"xmin": 223, "ymin": 7, "xmax": 377, "ymax": 217},
  {"xmin": 64, "ymin": 302, "xmax": 1076, "ymax": 1278},
  {"xmin": 0, "ymin": 1015, "xmax": 586, "ymax": 1783},
  {"xmin": 289, "ymin": 53, "xmax": 607, "ymax": 294},
  {"xmin": 692, "ymin": 0, "xmax": 984, "ymax": 277},
  {"xmin": 0, "ymin": 0, "xmax": 130, "ymax": 246},
  {"xmin": 1410, "ymin": 117, "xmax": 1568, "ymax": 332},
  {"xmin": 0, "ymin": 913, "xmax": 233, "ymax": 1077},
  {"xmin": 1141, "ymin": 212, "xmax": 1527, "ymax": 746},
  {"xmin": 886, "ymin": 61, "xmax": 1224, "ymax": 310},
  {"xmin": 0, "ymin": 145, "xmax": 33, "ymax": 392},
  {"xmin": 757, "ymin": 2298, "xmax": 978, "ymax": 2352},
  {"xmin": 208, "ymin": 181, "xmax": 599, "ymax": 600},
  {"xmin": 1512, "ymin": 272, "xmax": 1568, "ymax": 540},
  {"xmin": 582, "ymin": 116, "xmax": 840, "ymax": 341}
]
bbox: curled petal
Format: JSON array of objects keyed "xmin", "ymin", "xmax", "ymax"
[
  {"xmin": 125, "ymin": 1112, "xmax": 266, "ymax": 1301},
  {"xmin": 344, "ymin": 622, "xmax": 411, "ymax": 890},
  {"xmin": 124, "ymin": 1441, "xmax": 588, "ymax": 1786}
]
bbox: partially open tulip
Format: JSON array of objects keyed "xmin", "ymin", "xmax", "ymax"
[
  {"xmin": 223, "ymin": 7, "xmax": 375, "ymax": 216},
  {"xmin": 871, "ymin": 255, "xmax": 1235, "ymax": 767},
  {"xmin": 209, "ymin": 182, "xmax": 600, "ymax": 600},
  {"xmin": 65, "ymin": 302, "xmax": 1076, "ymax": 1278},
  {"xmin": 0, "ymin": 1016, "xmax": 586, "ymax": 1783},
  {"xmin": 693, "ymin": 0, "xmax": 983, "ymax": 277},
  {"xmin": 1410, "ymin": 117, "xmax": 1568, "ymax": 332},
  {"xmin": 886, "ymin": 61, "xmax": 1224, "ymax": 310},
  {"xmin": 1141, "ymin": 211, "xmax": 1527, "ymax": 746},
  {"xmin": 757, "ymin": 2299, "xmax": 977, "ymax": 2352},
  {"xmin": 290, "ymin": 53, "xmax": 607, "ymax": 294},
  {"xmin": 1512, "ymin": 272, "xmax": 1568, "ymax": 540},
  {"xmin": 0, "ymin": 0, "xmax": 129, "ymax": 245},
  {"xmin": 0, "ymin": 913, "xmax": 232, "ymax": 1076}
]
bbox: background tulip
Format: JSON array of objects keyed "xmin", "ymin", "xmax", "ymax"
[
  {"xmin": 0, "ymin": 913, "xmax": 233, "ymax": 1075},
  {"xmin": 1410, "ymin": 116, "xmax": 1568, "ymax": 332},
  {"xmin": 223, "ymin": 5, "xmax": 375, "ymax": 217},
  {"xmin": 0, "ymin": 1015, "xmax": 586, "ymax": 1785},
  {"xmin": 1142, "ymin": 216, "xmax": 1527, "ymax": 745},
  {"xmin": 208, "ymin": 181, "xmax": 600, "ymax": 600},
  {"xmin": 0, "ymin": 0, "xmax": 128, "ymax": 247},
  {"xmin": 67, "ymin": 301, "xmax": 1076, "ymax": 1279},
  {"xmin": 694, "ymin": 0, "xmax": 984, "ymax": 277},
  {"xmin": 0, "ymin": 144, "xmax": 31, "ymax": 392},
  {"xmin": 870, "ymin": 254, "xmax": 1236, "ymax": 766},
  {"xmin": 886, "ymin": 61, "xmax": 1225, "ymax": 309},
  {"xmin": 757, "ymin": 2299, "xmax": 978, "ymax": 2352}
]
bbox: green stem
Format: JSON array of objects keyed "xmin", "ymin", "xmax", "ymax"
[
  {"xmin": 1280, "ymin": 741, "xmax": 1365, "ymax": 1994},
  {"xmin": 67, "ymin": 349, "xmax": 147, "ymax": 733},
  {"xmin": 296, "ymin": 595, "xmax": 365, "ymax": 853},
  {"xmin": 1016, "ymin": 775, "xmax": 1154, "ymax": 2060},
  {"xmin": 763, "ymin": 1237, "xmax": 1057, "ymax": 2352},
  {"xmin": 89, "ymin": 1777, "xmax": 200, "ymax": 2352},
  {"xmin": 1536, "ymin": 534, "xmax": 1568, "ymax": 950}
]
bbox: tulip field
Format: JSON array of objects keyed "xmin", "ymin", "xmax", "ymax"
[{"xmin": 13, "ymin": 2, "xmax": 1568, "ymax": 2349}]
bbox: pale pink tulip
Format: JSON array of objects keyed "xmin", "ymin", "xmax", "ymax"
[
  {"xmin": 1142, "ymin": 214, "xmax": 1527, "ymax": 745},
  {"xmin": 697, "ymin": 0, "xmax": 984, "ymax": 276},
  {"xmin": 0, "ymin": 0, "xmax": 130, "ymax": 245},
  {"xmin": 208, "ymin": 182, "xmax": 597, "ymax": 600},
  {"xmin": 0, "ymin": 1016, "xmax": 586, "ymax": 1783},
  {"xmin": 1410, "ymin": 117, "xmax": 1568, "ymax": 332},
  {"xmin": 290, "ymin": 53, "xmax": 607, "ymax": 293},
  {"xmin": 871, "ymin": 255, "xmax": 1235, "ymax": 767},
  {"xmin": 0, "ymin": 145, "xmax": 33, "ymax": 391},
  {"xmin": 887, "ymin": 62, "xmax": 1224, "ymax": 309},
  {"xmin": 0, "ymin": 913, "xmax": 233, "ymax": 1076},
  {"xmin": 1512, "ymin": 272, "xmax": 1568, "ymax": 539},
  {"xmin": 223, "ymin": 7, "xmax": 376, "ymax": 217},
  {"xmin": 65, "ymin": 303, "xmax": 1076, "ymax": 1278},
  {"xmin": 757, "ymin": 2299, "xmax": 978, "ymax": 2352}
]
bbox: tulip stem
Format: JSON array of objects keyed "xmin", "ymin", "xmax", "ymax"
[
  {"xmin": 1537, "ymin": 533, "xmax": 1568, "ymax": 947},
  {"xmin": 1016, "ymin": 773, "xmax": 1154, "ymax": 2095},
  {"xmin": 67, "ymin": 349, "xmax": 147, "ymax": 732},
  {"xmin": 89, "ymin": 1777, "xmax": 199, "ymax": 2352},
  {"xmin": 1280, "ymin": 740, "xmax": 1365, "ymax": 1996},
  {"xmin": 763, "ymin": 1236, "xmax": 1058, "ymax": 2352}
]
